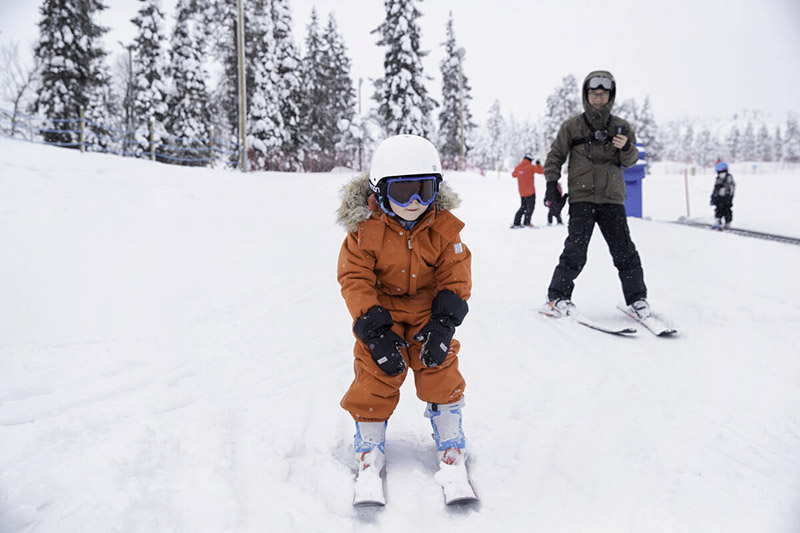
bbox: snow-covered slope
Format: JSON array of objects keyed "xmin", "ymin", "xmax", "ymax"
[{"xmin": 1, "ymin": 138, "xmax": 799, "ymax": 532}]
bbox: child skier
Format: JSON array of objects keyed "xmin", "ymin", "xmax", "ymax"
[
  {"xmin": 710, "ymin": 161, "xmax": 735, "ymax": 229},
  {"xmin": 336, "ymin": 134, "xmax": 475, "ymax": 505},
  {"xmin": 544, "ymin": 182, "xmax": 568, "ymax": 225}
]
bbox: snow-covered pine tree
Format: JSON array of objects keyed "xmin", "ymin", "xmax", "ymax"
[
  {"xmin": 130, "ymin": 0, "xmax": 169, "ymax": 157},
  {"xmin": 372, "ymin": 0, "xmax": 437, "ymax": 137},
  {"xmin": 784, "ymin": 113, "xmax": 800, "ymax": 163},
  {"xmin": 774, "ymin": 126, "xmax": 783, "ymax": 162},
  {"xmin": 482, "ymin": 99, "xmax": 506, "ymax": 171},
  {"xmin": 165, "ymin": 0, "xmax": 212, "ymax": 166},
  {"xmin": 637, "ymin": 96, "xmax": 661, "ymax": 162},
  {"xmin": 438, "ymin": 12, "xmax": 474, "ymax": 169},
  {"xmin": 32, "ymin": 0, "xmax": 112, "ymax": 147},
  {"xmin": 693, "ymin": 128, "xmax": 715, "ymax": 167},
  {"xmin": 543, "ymin": 75, "xmax": 580, "ymax": 147},
  {"xmin": 299, "ymin": 8, "xmax": 332, "ymax": 171},
  {"xmin": 323, "ymin": 13, "xmax": 358, "ymax": 170},
  {"xmin": 740, "ymin": 121, "xmax": 756, "ymax": 161},
  {"xmin": 756, "ymin": 124, "xmax": 772, "ymax": 162},
  {"xmin": 246, "ymin": 0, "xmax": 284, "ymax": 170},
  {"xmin": 681, "ymin": 125, "xmax": 694, "ymax": 163},
  {"xmin": 271, "ymin": 0, "xmax": 304, "ymax": 170},
  {"xmin": 725, "ymin": 125, "xmax": 740, "ymax": 163}
]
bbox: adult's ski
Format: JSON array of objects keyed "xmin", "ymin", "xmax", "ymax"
[
  {"xmin": 617, "ymin": 305, "xmax": 677, "ymax": 337},
  {"xmin": 540, "ymin": 306, "xmax": 637, "ymax": 336}
]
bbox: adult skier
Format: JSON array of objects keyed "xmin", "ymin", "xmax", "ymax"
[
  {"xmin": 336, "ymin": 134, "xmax": 476, "ymax": 505},
  {"xmin": 510, "ymin": 154, "xmax": 543, "ymax": 228},
  {"xmin": 710, "ymin": 161, "xmax": 735, "ymax": 229},
  {"xmin": 541, "ymin": 70, "xmax": 651, "ymax": 320}
]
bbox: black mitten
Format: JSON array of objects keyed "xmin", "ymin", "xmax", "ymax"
[
  {"xmin": 544, "ymin": 181, "xmax": 559, "ymax": 207},
  {"xmin": 353, "ymin": 306, "xmax": 409, "ymax": 376},
  {"xmin": 414, "ymin": 290, "xmax": 468, "ymax": 368},
  {"xmin": 415, "ymin": 317, "xmax": 456, "ymax": 367}
]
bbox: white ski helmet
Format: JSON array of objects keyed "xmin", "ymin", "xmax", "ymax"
[{"xmin": 368, "ymin": 134, "xmax": 443, "ymax": 190}]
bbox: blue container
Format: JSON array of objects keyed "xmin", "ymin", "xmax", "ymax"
[{"xmin": 623, "ymin": 143, "xmax": 646, "ymax": 218}]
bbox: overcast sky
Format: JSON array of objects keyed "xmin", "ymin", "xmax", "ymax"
[{"xmin": 2, "ymin": 0, "xmax": 799, "ymax": 124}]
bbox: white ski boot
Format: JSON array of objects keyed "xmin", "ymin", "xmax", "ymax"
[
  {"xmin": 352, "ymin": 421, "xmax": 387, "ymax": 506},
  {"xmin": 425, "ymin": 399, "xmax": 478, "ymax": 504}
]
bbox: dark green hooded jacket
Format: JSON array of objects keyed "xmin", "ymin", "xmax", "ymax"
[{"xmin": 543, "ymin": 70, "xmax": 639, "ymax": 205}]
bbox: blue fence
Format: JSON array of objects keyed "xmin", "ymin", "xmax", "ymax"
[{"xmin": 0, "ymin": 106, "xmax": 241, "ymax": 168}]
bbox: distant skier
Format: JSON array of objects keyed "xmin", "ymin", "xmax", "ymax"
[
  {"xmin": 336, "ymin": 134, "xmax": 475, "ymax": 504},
  {"xmin": 544, "ymin": 182, "xmax": 568, "ymax": 225},
  {"xmin": 510, "ymin": 154, "xmax": 543, "ymax": 228},
  {"xmin": 710, "ymin": 161, "xmax": 735, "ymax": 230},
  {"xmin": 541, "ymin": 70, "xmax": 652, "ymax": 321}
]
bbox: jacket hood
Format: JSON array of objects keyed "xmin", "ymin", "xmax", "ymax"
[
  {"xmin": 582, "ymin": 70, "xmax": 616, "ymax": 130},
  {"xmin": 336, "ymin": 172, "xmax": 461, "ymax": 233}
]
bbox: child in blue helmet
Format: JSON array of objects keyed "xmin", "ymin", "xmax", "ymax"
[{"xmin": 710, "ymin": 161, "xmax": 736, "ymax": 229}]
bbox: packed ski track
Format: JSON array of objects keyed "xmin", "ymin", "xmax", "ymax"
[{"xmin": 1, "ymin": 138, "xmax": 799, "ymax": 532}]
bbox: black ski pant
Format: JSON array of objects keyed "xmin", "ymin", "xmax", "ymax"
[
  {"xmin": 513, "ymin": 194, "xmax": 535, "ymax": 226},
  {"xmin": 547, "ymin": 202, "xmax": 647, "ymax": 306},
  {"xmin": 547, "ymin": 203, "xmax": 564, "ymax": 224},
  {"xmin": 713, "ymin": 198, "xmax": 733, "ymax": 225}
]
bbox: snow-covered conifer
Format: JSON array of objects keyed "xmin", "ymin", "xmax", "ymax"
[
  {"xmin": 740, "ymin": 121, "xmax": 756, "ymax": 161},
  {"xmin": 131, "ymin": 0, "xmax": 169, "ymax": 156},
  {"xmin": 725, "ymin": 126, "xmax": 740, "ymax": 162},
  {"xmin": 271, "ymin": 0, "xmax": 304, "ymax": 170},
  {"xmin": 32, "ymin": 0, "xmax": 112, "ymax": 147},
  {"xmin": 784, "ymin": 113, "xmax": 800, "ymax": 163},
  {"xmin": 637, "ymin": 97, "xmax": 662, "ymax": 162},
  {"xmin": 482, "ymin": 99, "xmax": 506, "ymax": 170},
  {"xmin": 372, "ymin": 0, "xmax": 436, "ymax": 137},
  {"xmin": 438, "ymin": 12, "xmax": 474, "ymax": 169},
  {"xmin": 543, "ymin": 75, "xmax": 580, "ymax": 146},
  {"xmin": 756, "ymin": 124, "xmax": 772, "ymax": 162},
  {"xmin": 774, "ymin": 126, "xmax": 783, "ymax": 162},
  {"xmin": 246, "ymin": 0, "xmax": 283, "ymax": 170},
  {"xmin": 323, "ymin": 13, "xmax": 357, "ymax": 169},
  {"xmin": 165, "ymin": 0, "xmax": 212, "ymax": 166}
]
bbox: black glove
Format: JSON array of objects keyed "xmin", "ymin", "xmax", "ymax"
[
  {"xmin": 353, "ymin": 306, "xmax": 409, "ymax": 376},
  {"xmin": 544, "ymin": 181, "xmax": 559, "ymax": 207},
  {"xmin": 710, "ymin": 195, "xmax": 717, "ymax": 206},
  {"xmin": 414, "ymin": 290, "xmax": 468, "ymax": 368}
]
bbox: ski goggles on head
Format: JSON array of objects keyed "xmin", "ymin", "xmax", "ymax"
[
  {"xmin": 587, "ymin": 76, "xmax": 614, "ymax": 91},
  {"xmin": 384, "ymin": 176, "xmax": 439, "ymax": 207}
]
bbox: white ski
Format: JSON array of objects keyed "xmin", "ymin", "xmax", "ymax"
[
  {"xmin": 617, "ymin": 305, "xmax": 677, "ymax": 337},
  {"xmin": 353, "ymin": 449, "xmax": 386, "ymax": 506},
  {"xmin": 353, "ymin": 470, "xmax": 385, "ymax": 506},
  {"xmin": 540, "ymin": 305, "xmax": 637, "ymax": 336},
  {"xmin": 434, "ymin": 460, "xmax": 479, "ymax": 505}
]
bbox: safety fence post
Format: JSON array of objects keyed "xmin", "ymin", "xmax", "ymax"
[
  {"xmin": 79, "ymin": 107, "xmax": 85, "ymax": 152},
  {"xmin": 149, "ymin": 118, "xmax": 155, "ymax": 161}
]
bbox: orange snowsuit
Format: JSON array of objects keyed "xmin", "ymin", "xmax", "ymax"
[
  {"xmin": 512, "ymin": 159, "xmax": 543, "ymax": 197},
  {"xmin": 337, "ymin": 177, "xmax": 472, "ymax": 422}
]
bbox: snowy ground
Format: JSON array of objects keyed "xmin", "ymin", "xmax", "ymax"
[{"xmin": 1, "ymin": 138, "xmax": 799, "ymax": 532}]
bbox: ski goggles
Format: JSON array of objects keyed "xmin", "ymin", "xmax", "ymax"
[
  {"xmin": 384, "ymin": 176, "xmax": 439, "ymax": 207},
  {"xmin": 587, "ymin": 76, "xmax": 614, "ymax": 91}
]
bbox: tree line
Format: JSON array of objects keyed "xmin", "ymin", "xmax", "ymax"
[
  {"xmin": 2, "ymin": 0, "xmax": 797, "ymax": 172},
  {"xmin": 1, "ymin": 0, "xmax": 476, "ymax": 172}
]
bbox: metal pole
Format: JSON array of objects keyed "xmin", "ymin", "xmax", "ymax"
[
  {"xmin": 684, "ymin": 168, "xmax": 691, "ymax": 218},
  {"xmin": 456, "ymin": 48, "xmax": 465, "ymax": 170},
  {"xmin": 236, "ymin": 0, "xmax": 247, "ymax": 172},
  {"xmin": 358, "ymin": 77, "xmax": 363, "ymax": 171}
]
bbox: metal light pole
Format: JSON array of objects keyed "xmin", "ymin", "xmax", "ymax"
[
  {"xmin": 358, "ymin": 77, "xmax": 363, "ymax": 171},
  {"xmin": 236, "ymin": 0, "xmax": 247, "ymax": 172},
  {"xmin": 118, "ymin": 41, "xmax": 134, "ymax": 155},
  {"xmin": 456, "ymin": 47, "xmax": 466, "ymax": 170}
]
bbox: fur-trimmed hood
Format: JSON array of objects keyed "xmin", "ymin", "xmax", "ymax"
[{"xmin": 336, "ymin": 173, "xmax": 461, "ymax": 233}]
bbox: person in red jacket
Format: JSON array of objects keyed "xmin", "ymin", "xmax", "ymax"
[{"xmin": 510, "ymin": 154, "xmax": 544, "ymax": 228}]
